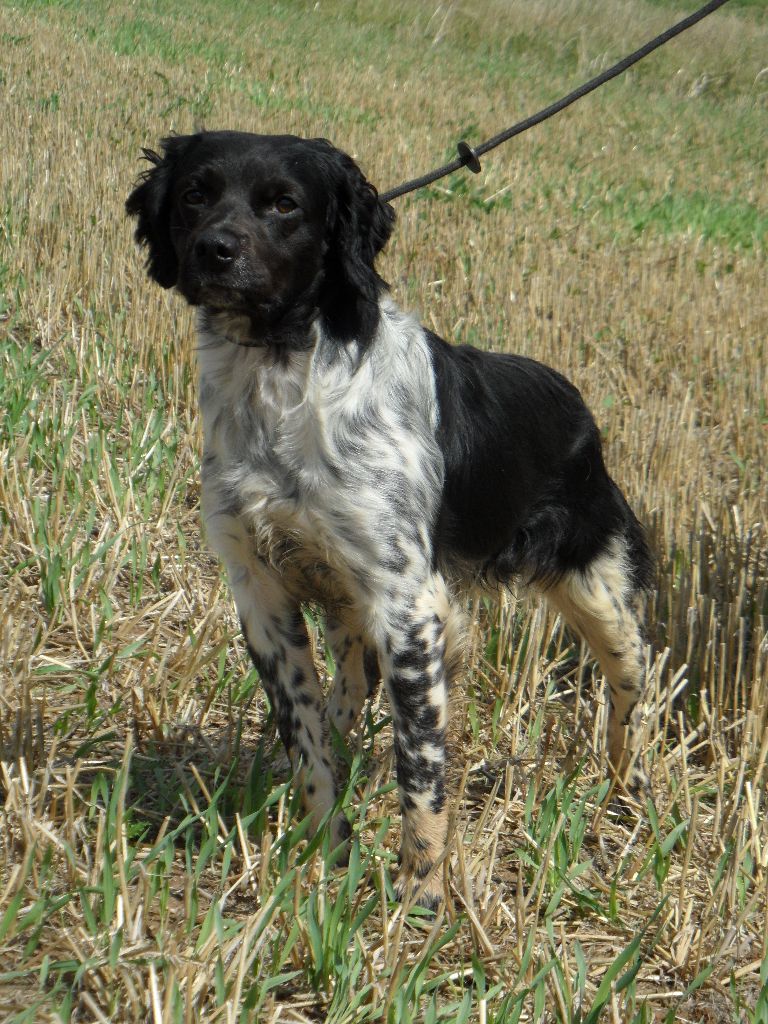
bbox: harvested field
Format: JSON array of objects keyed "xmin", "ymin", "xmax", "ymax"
[{"xmin": 0, "ymin": 0, "xmax": 766, "ymax": 1020}]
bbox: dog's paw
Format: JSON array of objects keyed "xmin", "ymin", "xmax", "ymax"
[
  {"xmin": 619, "ymin": 763, "xmax": 652, "ymax": 807},
  {"xmin": 607, "ymin": 765, "xmax": 652, "ymax": 820},
  {"xmin": 626, "ymin": 766, "xmax": 652, "ymax": 801},
  {"xmin": 394, "ymin": 865, "xmax": 443, "ymax": 913},
  {"xmin": 327, "ymin": 813, "xmax": 352, "ymax": 866}
]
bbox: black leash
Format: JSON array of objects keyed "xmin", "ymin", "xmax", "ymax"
[{"xmin": 380, "ymin": 0, "xmax": 732, "ymax": 203}]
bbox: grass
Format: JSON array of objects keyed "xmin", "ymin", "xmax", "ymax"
[{"xmin": 1, "ymin": 0, "xmax": 766, "ymax": 1020}]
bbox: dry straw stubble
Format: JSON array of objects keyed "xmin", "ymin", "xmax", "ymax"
[{"xmin": 0, "ymin": 0, "xmax": 766, "ymax": 1021}]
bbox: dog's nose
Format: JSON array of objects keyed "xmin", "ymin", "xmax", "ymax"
[{"xmin": 194, "ymin": 230, "xmax": 241, "ymax": 272}]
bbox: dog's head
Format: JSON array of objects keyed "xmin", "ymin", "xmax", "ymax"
[{"xmin": 126, "ymin": 131, "xmax": 395, "ymax": 348}]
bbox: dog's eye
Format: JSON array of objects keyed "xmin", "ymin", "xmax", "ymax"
[
  {"xmin": 274, "ymin": 196, "xmax": 298, "ymax": 214},
  {"xmin": 182, "ymin": 188, "xmax": 207, "ymax": 207}
]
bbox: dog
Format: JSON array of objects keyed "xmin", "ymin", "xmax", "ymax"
[{"xmin": 126, "ymin": 130, "xmax": 653, "ymax": 907}]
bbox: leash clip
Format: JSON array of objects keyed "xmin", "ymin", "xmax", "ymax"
[{"xmin": 456, "ymin": 140, "xmax": 482, "ymax": 174}]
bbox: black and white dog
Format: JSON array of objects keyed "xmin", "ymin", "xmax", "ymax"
[{"xmin": 127, "ymin": 131, "xmax": 653, "ymax": 907}]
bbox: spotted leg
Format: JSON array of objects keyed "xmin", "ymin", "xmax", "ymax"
[
  {"xmin": 207, "ymin": 514, "xmax": 348, "ymax": 849},
  {"xmin": 326, "ymin": 617, "xmax": 380, "ymax": 738},
  {"xmin": 546, "ymin": 538, "xmax": 650, "ymax": 798},
  {"xmin": 376, "ymin": 575, "xmax": 463, "ymax": 909}
]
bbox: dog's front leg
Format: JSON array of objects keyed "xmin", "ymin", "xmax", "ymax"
[
  {"xmin": 208, "ymin": 516, "xmax": 348, "ymax": 851},
  {"xmin": 377, "ymin": 576, "xmax": 454, "ymax": 910},
  {"xmin": 326, "ymin": 616, "xmax": 380, "ymax": 737}
]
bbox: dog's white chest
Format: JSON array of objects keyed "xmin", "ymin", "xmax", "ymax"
[
  {"xmin": 194, "ymin": 310, "xmax": 444, "ymax": 610},
  {"xmin": 199, "ymin": 344, "xmax": 335, "ymax": 517}
]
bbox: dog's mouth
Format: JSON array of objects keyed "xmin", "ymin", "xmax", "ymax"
[
  {"xmin": 197, "ymin": 299, "xmax": 316, "ymax": 351},
  {"xmin": 179, "ymin": 266, "xmax": 321, "ymax": 351},
  {"xmin": 196, "ymin": 304, "xmax": 274, "ymax": 349},
  {"xmin": 180, "ymin": 280, "xmax": 283, "ymax": 336},
  {"xmin": 179, "ymin": 280, "xmax": 267, "ymax": 313}
]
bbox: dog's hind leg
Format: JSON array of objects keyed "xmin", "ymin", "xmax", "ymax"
[
  {"xmin": 544, "ymin": 537, "xmax": 650, "ymax": 799},
  {"xmin": 326, "ymin": 618, "xmax": 380, "ymax": 737}
]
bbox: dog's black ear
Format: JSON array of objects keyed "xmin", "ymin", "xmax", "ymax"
[
  {"xmin": 317, "ymin": 142, "xmax": 396, "ymax": 344},
  {"xmin": 126, "ymin": 136, "xmax": 189, "ymax": 288}
]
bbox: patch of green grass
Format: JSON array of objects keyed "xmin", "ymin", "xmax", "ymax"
[
  {"xmin": 1, "ymin": 0, "xmax": 766, "ymax": 1019},
  {"xmin": 645, "ymin": 0, "xmax": 768, "ymax": 17},
  {"xmin": 108, "ymin": 13, "xmax": 245, "ymax": 66},
  {"xmin": 577, "ymin": 182, "xmax": 768, "ymax": 248}
]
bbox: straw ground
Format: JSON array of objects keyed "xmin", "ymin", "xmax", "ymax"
[{"xmin": 1, "ymin": 0, "xmax": 766, "ymax": 1020}]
